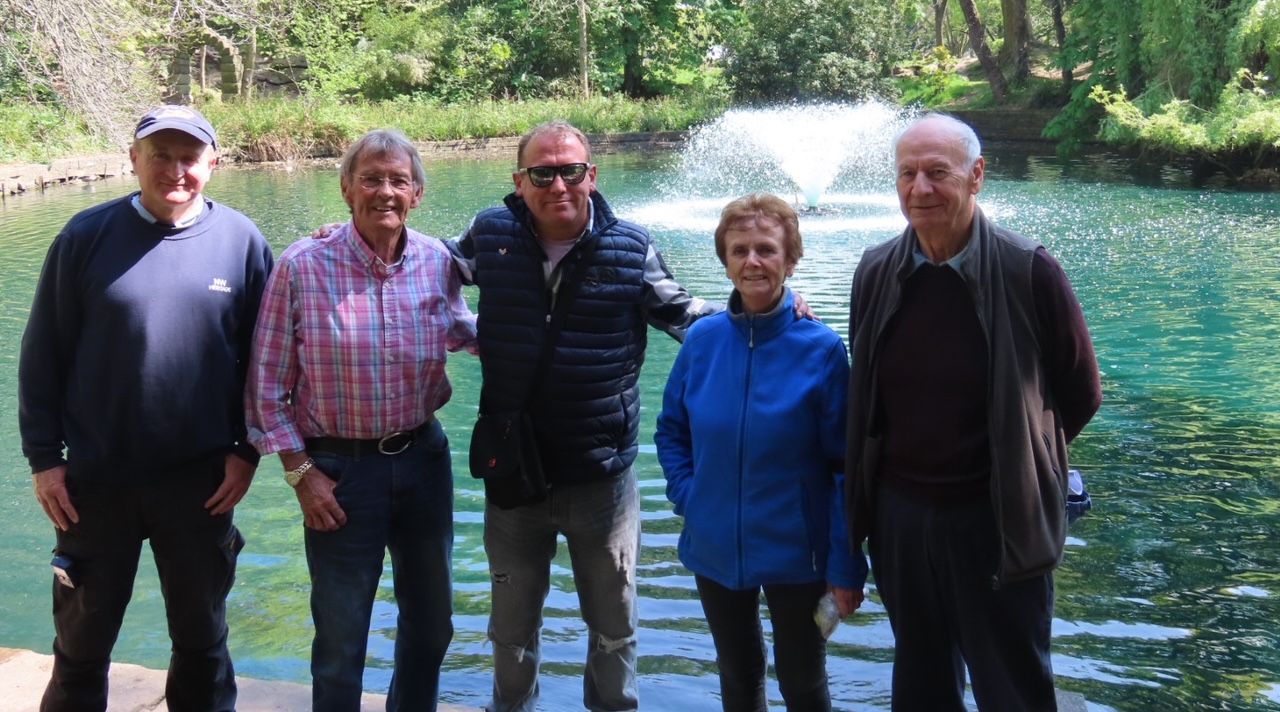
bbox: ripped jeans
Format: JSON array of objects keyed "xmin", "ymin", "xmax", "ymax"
[{"xmin": 483, "ymin": 467, "xmax": 639, "ymax": 712}]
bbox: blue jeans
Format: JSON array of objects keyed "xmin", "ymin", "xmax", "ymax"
[
  {"xmin": 483, "ymin": 468, "xmax": 640, "ymax": 712},
  {"xmin": 304, "ymin": 419, "xmax": 455, "ymax": 712},
  {"xmin": 42, "ymin": 458, "xmax": 241, "ymax": 712}
]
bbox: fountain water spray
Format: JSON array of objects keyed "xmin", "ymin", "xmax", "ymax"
[{"xmin": 674, "ymin": 102, "xmax": 913, "ymax": 210}]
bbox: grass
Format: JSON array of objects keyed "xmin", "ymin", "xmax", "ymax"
[
  {"xmin": 198, "ymin": 94, "xmax": 729, "ymax": 162},
  {"xmin": 0, "ymin": 103, "xmax": 113, "ymax": 164},
  {"xmin": 0, "ymin": 93, "xmax": 730, "ymax": 164}
]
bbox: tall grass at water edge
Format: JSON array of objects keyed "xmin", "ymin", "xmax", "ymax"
[
  {"xmin": 205, "ymin": 95, "xmax": 727, "ymax": 162},
  {"xmin": 0, "ymin": 95, "xmax": 728, "ymax": 165}
]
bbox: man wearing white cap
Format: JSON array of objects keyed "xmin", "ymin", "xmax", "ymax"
[{"xmin": 18, "ymin": 105, "xmax": 274, "ymax": 711}]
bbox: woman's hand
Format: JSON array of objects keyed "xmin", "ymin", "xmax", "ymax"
[{"xmin": 830, "ymin": 584, "xmax": 864, "ymax": 618}]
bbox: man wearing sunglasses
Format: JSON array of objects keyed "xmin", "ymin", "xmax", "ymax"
[{"xmin": 450, "ymin": 121, "xmax": 717, "ymax": 712}]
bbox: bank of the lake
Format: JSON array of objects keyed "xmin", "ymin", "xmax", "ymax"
[
  {"xmin": 0, "ymin": 131, "xmax": 688, "ymax": 197},
  {"xmin": 1, "ymin": 108, "xmax": 1056, "ymax": 198}
]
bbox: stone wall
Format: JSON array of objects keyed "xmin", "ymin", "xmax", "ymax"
[
  {"xmin": 1, "ymin": 131, "xmax": 689, "ymax": 197},
  {"xmin": 949, "ymin": 109, "xmax": 1060, "ymax": 148},
  {"xmin": 1, "ymin": 155, "xmax": 134, "ymax": 197},
  {"xmin": 414, "ymin": 131, "xmax": 687, "ymax": 159}
]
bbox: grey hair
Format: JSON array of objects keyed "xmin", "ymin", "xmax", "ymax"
[
  {"xmin": 516, "ymin": 120, "xmax": 592, "ymax": 167},
  {"xmin": 894, "ymin": 113, "xmax": 982, "ymax": 169},
  {"xmin": 339, "ymin": 129, "xmax": 427, "ymax": 188}
]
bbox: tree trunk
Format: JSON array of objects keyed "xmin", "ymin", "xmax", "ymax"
[
  {"xmin": 933, "ymin": 0, "xmax": 948, "ymax": 49},
  {"xmin": 198, "ymin": 47, "xmax": 206, "ymax": 94},
  {"xmin": 1049, "ymin": 0, "xmax": 1071, "ymax": 99},
  {"xmin": 998, "ymin": 0, "xmax": 1031, "ymax": 84},
  {"xmin": 620, "ymin": 23, "xmax": 644, "ymax": 97},
  {"xmin": 577, "ymin": 0, "xmax": 590, "ymax": 99},
  {"xmin": 240, "ymin": 28, "xmax": 256, "ymax": 101},
  {"xmin": 955, "ymin": 0, "xmax": 1008, "ymax": 102}
]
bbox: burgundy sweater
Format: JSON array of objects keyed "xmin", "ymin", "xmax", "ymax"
[{"xmin": 875, "ymin": 249, "xmax": 1096, "ymax": 501}]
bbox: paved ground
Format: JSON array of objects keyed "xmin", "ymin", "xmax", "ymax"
[
  {"xmin": 0, "ymin": 647, "xmax": 480, "ymax": 711},
  {"xmin": 0, "ymin": 646, "xmax": 1088, "ymax": 711}
]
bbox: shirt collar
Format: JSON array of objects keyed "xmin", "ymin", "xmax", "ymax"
[
  {"xmin": 909, "ymin": 233, "xmax": 973, "ymax": 274},
  {"xmin": 345, "ymin": 222, "xmax": 411, "ymax": 276},
  {"xmin": 131, "ymin": 193, "xmax": 204, "ymax": 228}
]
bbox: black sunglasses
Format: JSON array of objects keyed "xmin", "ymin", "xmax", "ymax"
[{"xmin": 520, "ymin": 163, "xmax": 591, "ymax": 188}]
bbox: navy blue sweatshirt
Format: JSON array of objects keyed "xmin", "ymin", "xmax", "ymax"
[{"xmin": 18, "ymin": 194, "xmax": 274, "ymax": 483}]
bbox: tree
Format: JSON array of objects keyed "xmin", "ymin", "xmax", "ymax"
[
  {"xmin": 1047, "ymin": 0, "xmax": 1070, "ymax": 99},
  {"xmin": 1046, "ymin": 0, "xmax": 1266, "ymax": 153},
  {"xmin": 998, "ymin": 0, "xmax": 1031, "ymax": 83},
  {"xmin": 933, "ymin": 0, "xmax": 949, "ymax": 49},
  {"xmin": 578, "ymin": 0, "xmax": 590, "ymax": 98},
  {"xmin": 0, "ymin": 0, "xmax": 155, "ymax": 144},
  {"xmin": 955, "ymin": 0, "xmax": 1008, "ymax": 102},
  {"xmin": 724, "ymin": 0, "xmax": 908, "ymax": 103}
]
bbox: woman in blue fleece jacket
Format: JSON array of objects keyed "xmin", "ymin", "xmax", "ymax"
[{"xmin": 655, "ymin": 193, "xmax": 868, "ymax": 712}]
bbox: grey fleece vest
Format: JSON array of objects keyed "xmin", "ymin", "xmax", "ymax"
[{"xmin": 845, "ymin": 207, "xmax": 1070, "ymax": 584}]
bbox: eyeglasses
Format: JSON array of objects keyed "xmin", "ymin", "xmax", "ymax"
[
  {"xmin": 519, "ymin": 163, "xmax": 591, "ymax": 188},
  {"xmin": 356, "ymin": 174, "xmax": 416, "ymax": 192}
]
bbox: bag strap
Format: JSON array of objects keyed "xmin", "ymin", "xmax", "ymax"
[{"xmin": 520, "ymin": 235, "xmax": 599, "ymax": 408}]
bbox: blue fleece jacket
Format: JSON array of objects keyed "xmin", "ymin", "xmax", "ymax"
[{"xmin": 655, "ymin": 288, "xmax": 868, "ymax": 590}]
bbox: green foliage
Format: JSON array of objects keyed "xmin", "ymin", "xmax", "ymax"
[
  {"xmin": 896, "ymin": 46, "xmax": 983, "ymax": 107},
  {"xmin": 202, "ymin": 98, "xmax": 365, "ymax": 160},
  {"xmin": 196, "ymin": 94, "xmax": 728, "ymax": 161},
  {"xmin": 1051, "ymin": 0, "xmax": 1280, "ymax": 153},
  {"xmin": 435, "ymin": 5, "xmax": 515, "ymax": 102},
  {"xmin": 0, "ymin": 102, "xmax": 111, "ymax": 163},
  {"xmin": 1228, "ymin": 0, "xmax": 1280, "ymax": 82},
  {"xmin": 1086, "ymin": 70, "xmax": 1280, "ymax": 163},
  {"xmin": 1210, "ymin": 70, "xmax": 1280, "ymax": 152},
  {"xmin": 587, "ymin": 0, "xmax": 728, "ymax": 98},
  {"xmin": 723, "ymin": 0, "xmax": 908, "ymax": 102},
  {"xmin": 288, "ymin": 0, "xmax": 381, "ymax": 97},
  {"xmin": 354, "ymin": 5, "xmax": 449, "ymax": 100}
]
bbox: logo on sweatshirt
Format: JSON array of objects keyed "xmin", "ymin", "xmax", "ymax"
[{"xmin": 207, "ymin": 277, "xmax": 232, "ymax": 294}]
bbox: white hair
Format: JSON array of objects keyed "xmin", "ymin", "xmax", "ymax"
[{"xmin": 893, "ymin": 113, "xmax": 982, "ymax": 169}]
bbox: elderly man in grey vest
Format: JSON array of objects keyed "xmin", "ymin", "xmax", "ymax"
[{"xmin": 844, "ymin": 113, "xmax": 1102, "ymax": 711}]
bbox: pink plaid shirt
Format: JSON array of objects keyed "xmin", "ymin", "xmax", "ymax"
[{"xmin": 246, "ymin": 222, "xmax": 477, "ymax": 455}]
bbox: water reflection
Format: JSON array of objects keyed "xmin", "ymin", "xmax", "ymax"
[{"xmin": 1, "ymin": 151, "xmax": 1278, "ymax": 710}]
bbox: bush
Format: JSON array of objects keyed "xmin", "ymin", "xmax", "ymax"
[
  {"xmin": 896, "ymin": 47, "xmax": 983, "ymax": 107},
  {"xmin": 196, "ymin": 94, "xmax": 728, "ymax": 161},
  {"xmin": 0, "ymin": 102, "xmax": 110, "ymax": 163},
  {"xmin": 724, "ymin": 0, "xmax": 907, "ymax": 103},
  {"xmin": 1087, "ymin": 71, "xmax": 1280, "ymax": 164}
]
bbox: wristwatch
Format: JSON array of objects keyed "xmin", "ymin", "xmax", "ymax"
[{"xmin": 284, "ymin": 458, "xmax": 314, "ymax": 488}]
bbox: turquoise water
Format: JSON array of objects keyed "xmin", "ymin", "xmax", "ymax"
[{"xmin": 1, "ymin": 150, "xmax": 1278, "ymax": 711}]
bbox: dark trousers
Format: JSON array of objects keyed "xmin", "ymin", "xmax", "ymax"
[
  {"xmin": 42, "ymin": 460, "xmax": 242, "ymax": 712},
  {"xmin": 695, "ymin": 575, "xmax": 831, "ymax": 712},
  {"xmin": 870, "ymin": 484, "xmax": 1056, "ymax": 712},
  {"xmin": 305, "ymin": 419, "xmax": 455, "ymax": 712}
]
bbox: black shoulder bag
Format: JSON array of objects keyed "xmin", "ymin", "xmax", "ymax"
[{"xmin": 468, "ymin": 240, "xmax": 595, "ymax": 509}]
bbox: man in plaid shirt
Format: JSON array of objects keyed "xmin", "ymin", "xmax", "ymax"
[{"xmin": 245, "ymin": 129, "xmax": 476, "ymax": 712}]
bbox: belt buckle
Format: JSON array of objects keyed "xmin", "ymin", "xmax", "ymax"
[{"xmin": 378, "ymin": 431, "xmax": 412, "ymax": 455}]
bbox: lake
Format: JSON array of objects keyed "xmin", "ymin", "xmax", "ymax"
[{"xmin": 1, "ymin": 147, "xmax": 1278, "ymax": 711}]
